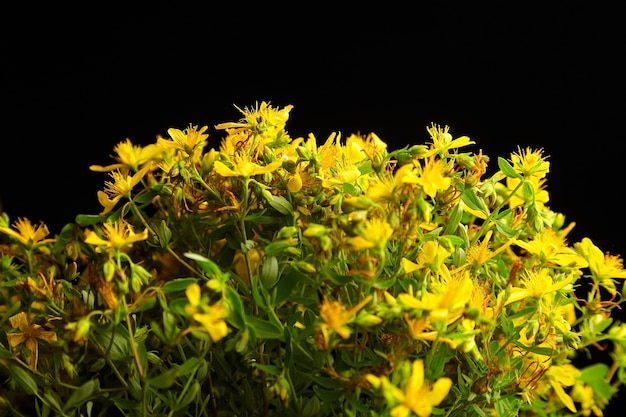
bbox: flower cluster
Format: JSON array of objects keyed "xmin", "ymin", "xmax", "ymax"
[{"xmin": 1, "ymin": 102, "xmax": 625, "ymax": 416}]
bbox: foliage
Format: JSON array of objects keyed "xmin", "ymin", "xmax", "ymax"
[{"xmin": 1, "ymin": 102, "xmax": 626, "ymax": 416}]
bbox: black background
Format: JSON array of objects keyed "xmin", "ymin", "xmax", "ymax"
[{"xmin": 1, "ymin": 2, "xmax": 625, "ymax": 414}]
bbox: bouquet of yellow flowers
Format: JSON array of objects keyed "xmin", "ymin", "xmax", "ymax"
[{"xmin": 1, "ymin": 102, "xmax": 625, "ymax": 416}]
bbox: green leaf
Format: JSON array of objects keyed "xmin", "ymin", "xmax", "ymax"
[
  {"xmin": 177, "ymin": 357, "xmax": 201, "ymax": 376},
  {"xmin": 494, "ymin": 219, "xmax": 518, "ymax": 239},
  {"xmin": 260, "ymin": 256, "xmax": 279, "ymax": 289},
  {"xmin": 74, "ymin": 214, "xmax": 107, "ymax": 226},
  {"xmin": 176, "ymin": 380, "xmax": 200, "ymax": 411},
  {"xmin": 154, "ymin": 220, "xmax": 172, "ymax": 248},
  {"xmin": 275, "ymin": 268, "xmax": 303, "ymax": 305},
  {"xmin": 580, "ymin": 363, "xmax": 613, "ymax": 399},
  {"xmin": 9, "ymin": 365, "xmax": 38, "ymax": 395},
  {"xmin": 461, "ymin": 188, "xmax": 488, "ymax": 216},
  {"xmin": 264, "ymin": 241, "xmax": 291, "ymax": 257},
  {"xmin": 445, "ymin": 202, "xmax": 463, "ymax": 234},
  {"xmin": 161, "ymin": 278, "xmax": 197, "ymax": 295},
  {"xmin": 225, "ymin": 286, "xmax": 246, "ymax": 330},
  {"xmin": 147, "ymin": 367, "xmax": 178, "ymax": 389},
  {"xmin": 184, "ymin": 252, "xmax": 223, "ymax": 276},
  {"xmin": 269, "ymin": 195, "xmax": 293, "ymax": 215},
  {"xmin": 246, "ymin": 315, "xmax": 284, "ymax": 340},
  {"xmin": 497, "ymin": 157, "xmax": 521, "ymax": 178},
  {"xmin": 521, "ymin": 180, "xmax": 534, "ymax": 199},
  {"xmin": 63, "ymin": 379, "xmax": 98, "ymax": 412}
]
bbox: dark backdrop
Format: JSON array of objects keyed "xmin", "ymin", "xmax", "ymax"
[{"xmin": 1, "ymin": 2, "xmax": 624, "ymax": 414}]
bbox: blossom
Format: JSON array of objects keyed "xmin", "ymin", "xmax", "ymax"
[
  {"xmin": 318, "ymin": 295, "xmax": 372, "ymax": 342},
  {"xmin": 544, "ymin": 364, "xmax": 580, "ymax": 413},
  {"xmin": 398, "ymin": 272, "xmax": 473, "ymax": 323},
  {"xmin": 576, "ymin": 237, "xmax": 626, "ymax": 285},
  {"xmin": 96, "ymin": 164, "xmax": 151, "ymax": 215},
  {"xmin": 185, "ymin": 283, "xmax": 229, "ymax": 342},
  {"xmin": 509, "ymin": 146, "xmax": 550, "ymax": 179},
  {"xmin": 90, "ymin": 139, "xmax": 166, "ymax": 172},
  {"xmin": 213, "ymin": 154, "xmax": 282, "ymax": 178},
  {"xmin": 513, "ymin": 223, "xmax": 588, "ymax": 267},
  {"xmin": 424, "ymin": 123, "xmax": 474, "ymax": 156},
  {"xmin": 7, "ymin": 312, "xmax": 58, "ymax": 370},
  {"xmin": 415, "ymin": 158, "xmax": 451, "ymax": 198},
  {"xmin": 84, "ymin": 219, "xmax": 149, "ymax": 252},
  {"xmin": 366, "ymin": 359, "xmax": 452, "ymax": 417},
  {"xmin": 215, "ymin": 101, "xmax": 293, "ymax": 135},
  {"xmin": 157, "ymin": 124, "xmax": 209, "ymax": 156},
  {"xmin": 506, "ymin": 175, "xmax": 549, "ymax": 209},
  {"xmin": 401, "ymin": 240, "xmax": 451, "ymax": 279},
  {"xmin": 347, "ymin": 217, "xmax": 394, "ymax": 251},
  {"xmin": 504, "ymin": 269, "xmax": 575, "ymax": 306},
  {"xmin": 0, "ymin": 217, "xmax": 54, "ymax": 246}
]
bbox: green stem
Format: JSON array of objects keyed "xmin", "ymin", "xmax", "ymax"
[
  {"xmin": 472, "ymin": 178, "xmax": 526, "ymax": 245},
  {"xmin": 127, "ymin": 200, "xmax": 200, "ymax": 276}
]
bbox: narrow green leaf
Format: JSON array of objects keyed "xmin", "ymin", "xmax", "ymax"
[
  {"xmin": 225, "ymin": 286, "xmax": 246, "ymax": 330},
  {"xmin": 147, "ymin": 367, "xmax": 178, "ymax": 389},
  {"xmin": 9, "ymin": 365, "xmax": 38, "ymax": 395},
  {"xmin": 63, "ymin": 380, "xmax": 98, "ymax": 412},
  {"xmin": 461, "ymin": 188, "xmax": 488, "ymax": 216},
  {"xmin": 497, "ymin": 157, "xmax": 521, "ymax": 178},
  {"xmin": 161, "ymin": 278, "xmax": 197, "ymax": 295},
  {"xmin": 176, "ymin": 380, "xmax": 200, "ymax": 410},
  {"xmin": 246, "ymin": 315, "xmax": 284, "ymax": 340},
  {"xmin": 445, "ymin": 203, "xmax": 463, "ymax": 234},
  {"xmin": 494, "ymin": 219, "xmax": 518, "ymax": 239},
  {"xmin": 177, "ymin": 357, "xmax": 201, "ymax": 376},
  {"xmin": 269, "ymin": 195, "xmax": 293, "ymax": 215},
  {"xmin": 260, "ymin": 256, "xmax": 279, "ymax": 289},
  {"xmin": 521, "ymin": 180, "xmax": 534, "ymax": 199},
  {"xmin": 184, "ymin": 252, "xmax": 223, "ymax": 276},
  {"xmin": 74, "ymin": 214, "xmax": 107, "ymax": 226}
]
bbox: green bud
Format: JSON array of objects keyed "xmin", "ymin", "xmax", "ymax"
[
  {"xmin": 293, "ymin": 261, "xmax": 316, "ymax": 274},
  {"xmin": 277, "ymin": 226, "xmax": 298, "ymax": 240},
  {"xmin": 341, "ymin": 196, "xmax": 376, "ymax": 213},
  {"xmin": 282, "ymin": 159, "xmax": 298, "ymax": 174},
  {"xmin": 355, "ymin": 311, "xmax": 383, "ymax": 327},
  {"xmin": 236, "ymin": 329, "xmax": 250, "ymax": 353},
  {"xmin": 103, "ymin": 260, "xmax": 116, "ymax": 282},
  {"xmin": 296, "ymin": 146, "xmax": 311, "ymax": 160},
  {"xmin": 303, "ymin": 224, "xmax": 327, "ymax": 238}
]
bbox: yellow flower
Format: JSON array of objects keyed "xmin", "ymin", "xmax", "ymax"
[
  {"xmin": 366, "ymin": 359, "xmax": 452, "ymax": 417},
  {"xmin": 398, "ymin": 272, "xmax": 473, "ymax": 323},
  {"xmin": 514, "ymin": 223, "xmax": 588, "ymax": 267},
  {"xmin": 544, "ymin": 364, "xmax": 580, "ymax": 413},
  {"xmin": 401, "ymin": 240, "xmax": 451, "ymax": 279},
  {"xmin": 157, "ymin": 124, "xmax": 209, "ymax": 156},
  {"xmin": 509, "ymin": 146, "xmax": 550, "ymax": 179},
  {"xmin": 504, "ymin": 269, "xmax": 574, "ymax": 306},
  {"xmin": 318, "ymin": 295, "xmax": 372, "ymax": 342},
  {"xmin": 89, "ymin": 139, "xmax": 166, "ymax": 172},
  {"xmin": 0, "ymin": 217, "xmax": 54, "ymax": 247},
  {"xmin": 347, "ymin": 217, "xmax": 393, "ymax": 251},
  {"xmin": 96, "ymin": 164, "xmax": 151, "ymax": 215},
  {"xmin": 576, "ymin": 237, "xmax": 626, "ymax": 289},
  {"xmin": 424, "ymin": 123, "xmax": 474, "ymax": 156},
  {"xmin": 505, "ymin": 175, "xmax": 549, "ymax": 209},
  {"xmin": 213, "ymin": 154, "xmax": 283, "ymax": 178},
  {"xmin": 84, "ymin": 219, "xmax": 149, "ymax": 252},
  {"xmin": 415, "ymin": 158, "xmax": 451, "ymax": 198},
  {"xmin": 215, "ymin": 101, "xmax": 293, "ymax": 135},
  {"xmin": 7, "ymin": 312, "xmax": 58, "ymax": 370},
  {"xmin": 185, "ymin": 283, "xmax": 229, "ymax": 342},
  {"xmin": 571, "ymin": 381, "xmax": 605, "ymax": 417},
  {"xmin": 466, "ymin": 230, "xmax": 514, "ymax": 268}
]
